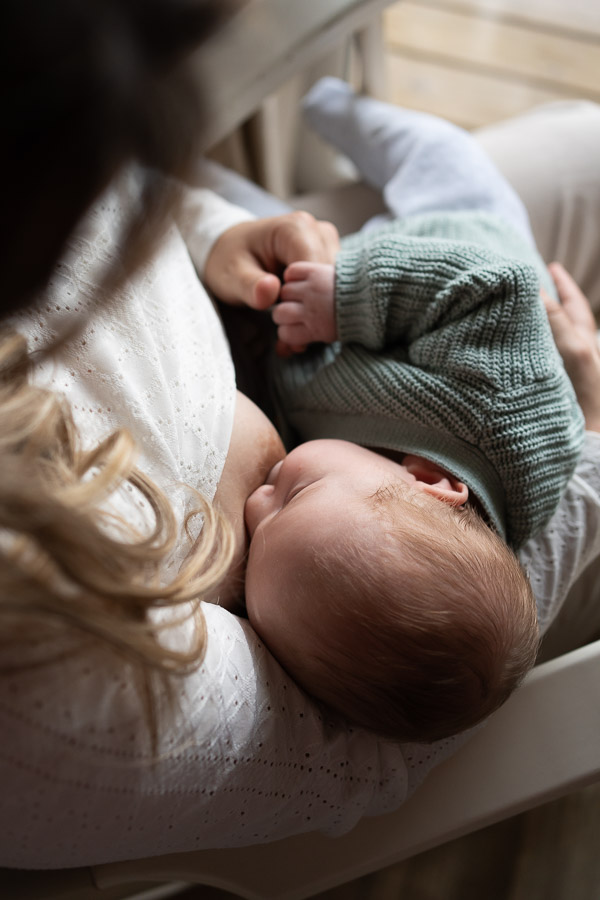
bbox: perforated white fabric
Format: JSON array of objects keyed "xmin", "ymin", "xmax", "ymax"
[{"xmin": 1, "ymin": 181, "xmax": 599, "ymax": 868}]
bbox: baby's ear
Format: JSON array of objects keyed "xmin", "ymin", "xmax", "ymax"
[{"xmin": 402, "ymin": 454, "xmax": 469, "ymax": 506}]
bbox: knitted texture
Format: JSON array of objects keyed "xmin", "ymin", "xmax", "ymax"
[{"xmin": 274, "ymin": 211, "xmax": 584, "ymax": 547}]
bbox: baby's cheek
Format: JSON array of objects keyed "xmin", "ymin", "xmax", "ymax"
[
  {"xmin": 244, "ymin": 542, "xmax": 275, "ymax": 630},
  {"xmin": 245, "ymin": 548, "xmax": 294, "ymax": 658},
  {"xmin": 244, "ymin": 484, "xmax": 275, "ymax": 537}
]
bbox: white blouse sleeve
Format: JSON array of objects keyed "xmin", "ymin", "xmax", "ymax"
[
  {"xmin": 176, "ymin": 185, "xmax": 255, "ymax": 277},
  {"xmin": 0, "ymin": 604, "xmax": 414, "ymax": 867}
]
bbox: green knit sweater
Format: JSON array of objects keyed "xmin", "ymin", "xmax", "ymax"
[{"xmin": 273, "ymin": 211, "xmax": 584, "ymax": 548}]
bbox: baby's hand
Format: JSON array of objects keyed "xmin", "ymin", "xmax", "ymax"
[
  {"xmin": 272, "ymin": 262, "xmax": 336, "ymax": 355},
  {"xmin": 204, "ymin": 213, "xmax": 339, "ymax": 310}
]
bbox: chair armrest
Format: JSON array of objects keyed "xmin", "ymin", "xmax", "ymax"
[
  {"xmin": 191, "ymin": 0, "xmax": 396, "ymax": 151},
  {"xmin": 94, "ymin": 639, "xmax": 600, "ymax": 900}
]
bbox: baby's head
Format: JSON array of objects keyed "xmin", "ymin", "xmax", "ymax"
[{"xmin": 244, "ymin": 440, "xmax": 539, "ymax": 743}]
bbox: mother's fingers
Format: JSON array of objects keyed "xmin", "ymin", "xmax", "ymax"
[
  {"xmin": 272, "ymin": 211, "xmax": 340, "ymax": 267},
  {"xmin": 542, "ymin": 265, "xmax": 600, "ymax": 432},
  {"xmin": 318, "ymin": 219, "xmax": 341, "ymax": 260},
  {"xmin": 541, "ymin": 289, "xmax": 589, "ymax": 363},
  {"xmin": 548, "ymin": 262, "xmax": 597, "ymax": 333}
]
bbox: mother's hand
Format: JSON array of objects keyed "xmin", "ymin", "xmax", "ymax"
[
  {"xmin": 542, "ymin": 262, "xmax": 600, "ymax": 432},
  {"xmin": 204, "ymin": 211, "xmax": 340, "ymax": 311}
]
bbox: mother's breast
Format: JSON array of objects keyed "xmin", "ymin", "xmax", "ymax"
[{"xmin": 209, "ymin": 391, "xmax": 285, "ymax": 609}]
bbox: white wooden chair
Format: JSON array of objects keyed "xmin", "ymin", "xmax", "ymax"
[
  {"xmin": 94, "ymin": 640, "xmax": 600, "ymax": 899},
  {"xmin": 4, "ymin": 2, "xmax": 600, "ymax": 897},
  {"xmin": 5, "ymin": 639, "xmax": 600, "ymax": 899}
]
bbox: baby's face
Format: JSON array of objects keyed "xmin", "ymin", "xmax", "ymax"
[{"xmin": 244, "ymin": 439, "xmax": 416, "ymax": 665}]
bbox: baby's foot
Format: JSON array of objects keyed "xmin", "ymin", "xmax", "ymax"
[
  {"xmin": 302, "ymin": 76, "xmax": 357, "ymax": 140},
  {"xmin": 301, "ymin": 77, "xmax": 407, "ymax": 189}
]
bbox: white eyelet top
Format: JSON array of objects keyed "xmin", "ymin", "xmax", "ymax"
[{"xmin": 1, "ymin": 178, "xmax": 599, "ymax": 868}]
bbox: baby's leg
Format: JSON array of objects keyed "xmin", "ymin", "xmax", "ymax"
[{"xmin": 302, "ymin": 77, "xmax": 534, "ymax": 243}]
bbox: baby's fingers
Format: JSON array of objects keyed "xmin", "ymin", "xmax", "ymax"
[
  {"xmin": 284, "ymin": 261, "xmax": 314, "ymax": 282},
  {"xmin": 272, "ymin": 301, "xmax": 305, "ymax": 326},
  {"xmin": 275, "ymin": 338, "xmax": 308, "ymax": 358},
  {"xmin": 280, "ymin": 280, "xmax": 307, "ymax": 303},
  {"xmin": 277, "ymin": 322, "xmax": 312, "ymax": 347}
]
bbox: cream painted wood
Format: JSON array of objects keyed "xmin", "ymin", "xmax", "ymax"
[
  {"xmin": 92, "ymin": 640, "xmax": 600, "ymax": 900},
  {"xmin": 201, "ymin": 1, "xmax": 396, "ymax": 197},
  {"xmin": 244, "ymin": 44, "xmax": 350, "ymax": 199},
  {"xmin": 421, "ymin": 0, "xmax": 600, "ymax": 38},
  {"xmin": 355, "ymin": 19, "xmax": 389, "ymax": 98},
  {"xmin": 385, "ymin": 53, "xmax": 565, "ymax": 129},
  {"xmin": 190, "ymin": 0, "xmax": 397, "ymax": 153},
  {"xmin": 384, "ymin": 2, "xmax": 600, "ymax": 98}
]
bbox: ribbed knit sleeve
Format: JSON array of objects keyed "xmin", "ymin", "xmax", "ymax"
[
  {"xmin": 274, "ymin": 213, "xmax": 584, "ymax": 547},
  {"xmin": 335, "ymin": 212, "xmax": 555, "ymax": 352},
  {"xmin": 336, "ymin": 232, "xmax": 540, "ymax": 357}
]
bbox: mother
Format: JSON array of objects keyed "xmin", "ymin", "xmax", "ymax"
[{"xmin": 2, "ymin": 0, "xmax": 600, "ymax": 869}]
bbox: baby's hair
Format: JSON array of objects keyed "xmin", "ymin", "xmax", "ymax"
[{"xmin": 285, "ymin": 487, "xmax": 539, "ymax": 743}]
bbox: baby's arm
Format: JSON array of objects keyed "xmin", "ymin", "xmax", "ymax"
[{"xmin": 272, "ymin": 261, "xmax": 337, "ymax": 351}]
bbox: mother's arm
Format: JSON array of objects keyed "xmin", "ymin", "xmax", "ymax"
[
  {"xmin": 0, "ymin": 187, "xmax": 414, "ymax": 869},
  {"xmin": 519, "ymin": 266, "xmax": 600, "ymax": 634}
]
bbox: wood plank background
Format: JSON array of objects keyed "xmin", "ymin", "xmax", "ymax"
[
  {"xmin": 382, "ymin": 0, "xmax": 600, "ymax": 128},
  {"xmin": 180, "ymin": 2, "xmax": 600, "ymax": 897},
  {"xmin": 178, "ymin": 778, "xmax": 600, "ymax": 899}
]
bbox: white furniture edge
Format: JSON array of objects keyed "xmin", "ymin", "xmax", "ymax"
[{"xmin": 94, "ymin": 638, "xmax": 600, "ymax": 899}]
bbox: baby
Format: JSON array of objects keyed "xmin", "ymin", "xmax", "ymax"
[
  {"xmin": 239, "ymin": 79, "xmax": 585, "ymax": 743},
  {"xmin": 244, "ymin": 439, "xmax": 540, "ymax": 743}
]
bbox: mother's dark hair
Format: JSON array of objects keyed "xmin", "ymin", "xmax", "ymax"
[
  {"xmin": 0, "ymin": 0, "xmax": 239, "ymax": 749},
  {"xmin": 3, "ymin": 0, "xmax": 229, "ymax": 316}
]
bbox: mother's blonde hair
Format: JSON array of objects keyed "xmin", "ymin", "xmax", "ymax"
[{"xmin": 1, "ymin": 0, "xmax": 237, "ymax": 737}]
